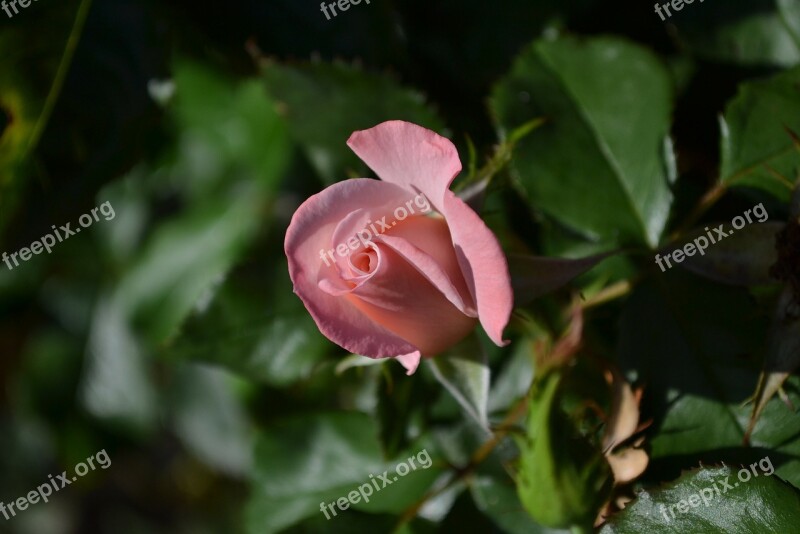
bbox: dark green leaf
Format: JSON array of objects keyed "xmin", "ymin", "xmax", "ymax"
[
  {"xmin": 491, "ymin": 36, "xmax": 675, "ymax": 247},
  {"xmin": 600, "ymin": 465, "xmax": 800, "ymax": 533},
  {"xmin": 720, "ymin": 66, "xmax": 800, "ymax": 200}
]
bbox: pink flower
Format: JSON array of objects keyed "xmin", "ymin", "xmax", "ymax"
[{"xmin": 284, "ymin": 121, "xmax": 513, "ymax": 374}]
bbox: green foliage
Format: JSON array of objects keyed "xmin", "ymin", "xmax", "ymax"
[
  {"xmin": 491, "ymin": 36, "xmax": 676, "ymax": 248},
  {"xmin": 600, "ymin": 465, "xmax": 800, "ymax": 533},
  {"xmin": 721, "ymin": 66, "xmax": 800, "ymax": 199},
  {"xmin": 674, "ymin": 0, "xmax": 800, "ymax": 67}
]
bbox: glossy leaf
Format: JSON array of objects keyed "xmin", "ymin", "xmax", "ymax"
[
  {"xmin": 491, "ymin": 36, "xmax": 675, "ymax": 247},
  {"xmin": 600, "ymin": 465, "xmax": 800, "ymax": 533},
  {"xmin": 720, "ymin": 66, "xmax": 800, "ymax": 200}
]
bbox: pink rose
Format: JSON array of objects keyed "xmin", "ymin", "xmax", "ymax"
[{"xmin": 284, "ymin": 120, "xmax": 513, "ymax": 374}]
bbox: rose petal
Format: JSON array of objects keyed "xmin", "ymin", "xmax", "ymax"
[
  {"xmin": 347, "ymin": 244, "xmax": 478, "ymax": 355},
  {"xmin": 285, "ymin": 179, "xmax": 421, "ymax": 357},
  {"xmin": 347, "ymin": 120, "xmax": 461, "ymax": 210},
  {"xmin": 442, "ymin": 191, "xmax": 513, "ymax": 346},
  {"xmin": 396, "ymin": 351, "xmax": 422, "ymax": 375},
  {"xmin": 375, "ymin": 215, "xmax": 476, "ymax": 316}
]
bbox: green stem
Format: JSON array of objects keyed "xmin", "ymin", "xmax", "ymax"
[{"xmin": 24, "ymin": 0, "xmax": 94, "ymax": 159}]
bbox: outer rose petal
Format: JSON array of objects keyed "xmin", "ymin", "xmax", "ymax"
[
  {"xmin": 347, "ymin": 121, "xmax": 461, "ymax": 211},
  {"xmin": 441, "ymin": 191, "xmax": 513, "ymax": 346},
  {"xmin": 285, "ymin": 179, "xmax": 421, "ymax": 357}
]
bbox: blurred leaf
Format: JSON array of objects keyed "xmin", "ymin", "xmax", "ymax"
[
  {"xmin": 674, "ymin": 0, "xmax": 800, "ymax": 68},
  {"xmin": 517, "ymin": 368, "xmax": 612, "ymax": 529},
  {"xmin": 116, "ymin": 194, "xmax": 264, "ymax": 342},
  {"xmin": 428, "ymin": 333, "xmax": 491, "ymax": 429},
  {"xmin": 491, "ymin": 36, "xmax": 675, "ymax": 247},
  {"xmin": 168, "ymin": 363, "xmax": 253, "ymax": 477},
  {"xmin": 678, "ymin": 221, "xmax": 784, "ymax": 286},
  {"xmin": 720, "ymin": 66, "xmax": 800, "ymax": 200},
  {"xmin": 245, "ymin": 412, "xmax": 441, "ymax": 533},
  {"xmin": 163, "ymin": 263, "xmax": 330, "ymax": 387},
  {"xmin": 100, "ymin": 61, "xmax": 292, "ymax": 343},
  {"xmin": 600, "ymin": 465, "xmax": 800, "ymax": 533},
  {"xmin": 335, "ymin": 354, "xmax": 387, "ymax": 375},
  {"xmin": 471, "ymin": 475, "xmax": 570, "ymax": 534},
  {"xmin": 80, "ymin": 296, "xmax": 158, "ymax": 434},
  {"xmin": 170, "ymin": 62, "xmax": 291, "ymax": 195},
  {"xmin": 262, "ymin": 61, "xmax": 445, "ymax": 184},
  {"xmin": 509, "ymin": 252, "xmax": 614, "ymax": 305}
]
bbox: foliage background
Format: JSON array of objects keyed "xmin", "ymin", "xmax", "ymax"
[{"xmin": 1, "ymin": 0, "xmax": 800, "ymax": 532}]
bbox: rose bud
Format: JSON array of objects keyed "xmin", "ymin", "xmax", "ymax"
[{"xmin": 284, "ymin": 120, "xmax": 513, "ymax": 374}]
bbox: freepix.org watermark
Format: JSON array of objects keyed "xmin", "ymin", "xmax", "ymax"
[
  {"xmin": 1, "ymin": 0, "xmax": 40, "ymax": 19},
  {"xmin": 319, "ymin": 449, "xmax": 433, "ymax": 520},
  {"xmin": 320, "ymin": 0, "xmax": 371, "ymax": 20},
  {"xmin": 319, "ymin": 193, "xmax": 431, "ymax": 268},
  {"xmin": 659, "ymin": 456, "xmax": 774, "ymax": 522},
  {"xmin": 2, "ymin": 201, "xmax": 115, "ymax": 271},
  {"xmin": 654, "ymin": 0, "xmax": 706, "ymax": 21},
  {"xmin": 1, "ymin": 449, "xmax": 111, "ymax": 522},
  {"xmin": 655, "ymin": 202, "xmax": 768, "ymax": 272}
]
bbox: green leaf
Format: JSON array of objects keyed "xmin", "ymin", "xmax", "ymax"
[
  {"xmin": 600, "ymin": 465, "xmax": 800, "ymax": 533},
  {"xmin": 263, "ymin": 61, "xmax": 445, "ymax": 184},
  {"xmin": 115, "ymin": 193, "xmax": 264, "ymax": 342},
  {"xmin": 245, "ymin": 412, "xmax": 442, "ymax": 533},
  {"xmin": 162, "ymin": 263, "xmax": 330, "ymax": 387},
  {"xmin": 720, "ymin": 66, "xmax": 800, "ymax": 199},
  {"xmin": 509, "ymin": 252, "xmax": 614, "ymax": 305},
  {"xmin": 168, "ymin": 363, "xmax": 253, "ymax": 477},
  {"xmin": 99, "ymin": 62, "xmax": 292, "ymax": 343},
  {"xmin": 80, "ymin": 296, "xmax": 158, "ymax": 435},
  {"xmin": 491, "ymin": 36, "xmax": 675, "ymax": 247},
  {"xmin": 673, "ymin": 0, "xmax": 800, "ymax": 68},
  {"xmin": 428, "ymin": 333, "xmax": 491, "ymax": 429},
  {"xmin": 471, "ymin": 475, "xmax": 570, "ymax": 534},
  {"xmin": 517, "ymin": 369, "xmax": 612, "ymax": 530}
]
